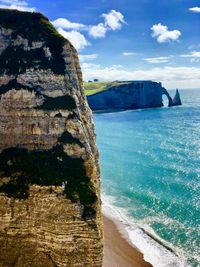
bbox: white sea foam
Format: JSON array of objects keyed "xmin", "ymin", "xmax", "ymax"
[{"xmin": 102, "ymin": 194, "xmax": 188, "ymax": 267}]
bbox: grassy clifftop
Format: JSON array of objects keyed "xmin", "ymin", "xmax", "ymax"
[
  {"xmin": 83, "ymin": 82, "xmax": 113, "ymax": 96},
  {"xmin": 84, "ymin": 81, "xmax": 130, "ymax": 96}
]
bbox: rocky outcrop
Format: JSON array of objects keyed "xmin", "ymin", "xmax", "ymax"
[
  {"xmin": 172, "ymin": 89, "xmax": 182, "ymax": 106},
  {"xmin": 87, "ymin": 81, "xmax": 182, "ymax": 111},
  {"xmin": 0, "ymin": 9, "xmax": 103, "ymax": 267}
]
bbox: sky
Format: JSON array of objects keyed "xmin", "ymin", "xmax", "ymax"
[{"xmin": 0, "ymin": 0, "xmax": 200, "ymax": 89}]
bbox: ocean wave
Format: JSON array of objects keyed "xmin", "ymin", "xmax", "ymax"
[{"xmin": 102, "ymin": 194, "xmax": 189, "ymax": 267}]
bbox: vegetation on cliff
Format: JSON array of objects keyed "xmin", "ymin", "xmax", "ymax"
[
  {"xmin": 84, "ymin": 82, "xmax": 113, "ymax": 95},
  {"xmin": 0, "ymin": 9, "xmax": 62, "ymax": 39},
  {"xmin": 84, "ymin": 81, "xmax": 132, "ymax": 96},
  {"xmin": 0, "ymin": 9, "xmax": 69, "ymax": 75}
]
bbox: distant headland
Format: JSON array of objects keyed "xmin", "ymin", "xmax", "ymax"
[{"xmin": 84, "ymin": 80, "xmax": 182, "ymax": 112}]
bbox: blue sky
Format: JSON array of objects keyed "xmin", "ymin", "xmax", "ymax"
[{"xmin": 0, "ymin": 0, "xmax": 200, "ymax": 88}]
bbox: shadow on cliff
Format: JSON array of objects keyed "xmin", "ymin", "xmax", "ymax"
[{"xmin": 0, "ymin": 131, "xmax": 97, "ymax": 220}]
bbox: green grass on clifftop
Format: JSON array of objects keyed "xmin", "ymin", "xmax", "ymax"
[
  {"xmin": 84, "ymin": 81, "xmax": 130, "ymax": 96},
  {"xmin": 84, "ymin": 82, "xmax": 113, "ymax": 96}
]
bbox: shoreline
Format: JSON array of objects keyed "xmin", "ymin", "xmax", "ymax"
[
  {"xmin": 102, "ymin": 198, "xmax": 186, "ymax": 267},
  {"xmin": 103, "ymin": 215, "xmax": 152, "ymax": 267}
]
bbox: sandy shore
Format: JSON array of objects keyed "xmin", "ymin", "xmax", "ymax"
[{"xmin": 103, "ymin": 216, "xmax": 152, "ymax": 267}]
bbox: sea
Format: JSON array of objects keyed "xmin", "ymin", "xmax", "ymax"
[{"xmin": 93, "ymin": 89, "xmax": 200, "ymax": 267}]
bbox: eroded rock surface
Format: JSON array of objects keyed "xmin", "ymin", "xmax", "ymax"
[{"xmin": 0, "ymin": 9, "xmax": 103, "ymax": 267}]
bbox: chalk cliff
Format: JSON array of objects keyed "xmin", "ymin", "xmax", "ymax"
[
  {"xmin": 0, "ymin": 9, "xmax": 103, "ymax": 267},
  {"xmin": 87, "ymin": 81, "xmax": 182, "ymax": 111}
]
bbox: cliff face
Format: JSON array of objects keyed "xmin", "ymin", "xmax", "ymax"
[
  {"xmin": 87, "ymin": 81, "xmax": 182, "ymax": 111},
  {"xmin": 0, "ymin": 9, "xmax": 103, "ymax": 267}
]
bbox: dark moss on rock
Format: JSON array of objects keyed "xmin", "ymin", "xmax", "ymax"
[
  {"xmin": 0, "ymin": 9, "xmax": 69, "ymax": 75},
  {"xmin": 0, "ymin": 9, "xmax": 63, "ymax": 41},
  {"xmin": 0, "ymin": 145, "xmax": 97, "ymax": 219},
  {"xmin": 0, "ymin": 44, "xmax": 65, "ymax": 75}
]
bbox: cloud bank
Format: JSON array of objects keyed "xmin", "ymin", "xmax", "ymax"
[{"xmin": 81, "ymin": 63, "xmax": 200, "ymax": 89}]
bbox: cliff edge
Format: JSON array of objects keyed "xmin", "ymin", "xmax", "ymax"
[{"xmin": 0, "ymin": 9, "xmax": 103, "ymax": 267}]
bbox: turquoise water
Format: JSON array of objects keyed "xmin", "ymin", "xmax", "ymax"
[{"xmin": 94, "ymin": 89, "xmax": 200, "ymax": 267}]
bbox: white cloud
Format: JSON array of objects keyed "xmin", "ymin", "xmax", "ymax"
[
  {"xmin": 189, "ymin": 7, "xmax": 200, "ymax": 13},
  {"xmin": 0, "ymin": 0, "xmax": 35, "ymax": 11},
  {"xmin": 52, "ymin": 17, "xmax": 89, "ymax": 50},
  {"xmin": 144, "ymin": 57, "xmax": 170, "ymax": 63},
  {"xmin": 180, "ymin": 51, "xmax": 200, "ymax": 58},
  {"xmin": 53, "ymin": 9, "xmax": 126, "ymax": 43},
  {"xmin": 79, "ymin": 54, "xmax": 98, "ymax": 62},
  {"xmin": 89, "ymin": 9, "xmax": 126, "ymax": 39},
  {"xmin": 52, "ymin": 18, "xmax": 86, "ymax": 30},
  {"xmin": 57, "ymin": 28, "xmax": 89, "ymax": 50},
  {"xmin": 180, "ymin": 51, "xmax": 200, "ymax": 63},
  {"xmin": 81, "ymin": 63, "xmax": 200, "ymax": 89},
  {"xmin": 89, "ymin": 23, "xmax": 107, "ymax": 38},
  {"xmin": 0, "ymin": 4, "xmax": 35, "ymax": 11},
  {"xmin": 0, "ymin": 0, "xmax": 26, "ymax": 4},
  {"xmin": 151, "ymin": 23, "xmax": 181, "ymax": 43},
  {"xmin": 102, "ymin": 9, "xmax": 126, "ymax": 30},
  {"xmin": 123, "ymin": 52, "xmax": 137, "ymax": 56}
]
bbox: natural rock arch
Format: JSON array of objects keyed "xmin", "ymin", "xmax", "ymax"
[{"xmin": 162, "ymin": 88, "xmax": 182, "ymax": 107}]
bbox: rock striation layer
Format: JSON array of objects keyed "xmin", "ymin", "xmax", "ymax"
[
  {"xmin": 87, "ymin": 81, "xmax": 182, "ymax": 111},
  {"xmin": 0, "ymin": 9, "xmax": 103, "ymax": 267}
]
